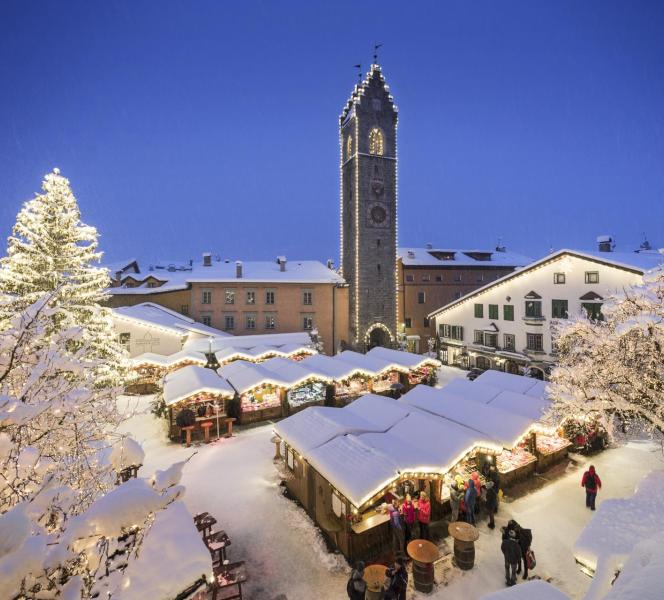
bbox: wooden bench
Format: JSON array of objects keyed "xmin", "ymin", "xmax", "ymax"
[{"xmin": 210, "ymin": 561, "xmax": 247, "ymax": 600}]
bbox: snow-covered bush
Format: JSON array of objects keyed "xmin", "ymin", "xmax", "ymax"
[{"xmin": 548, "ymin": 260, "xmax": 664, "ymax": 436}]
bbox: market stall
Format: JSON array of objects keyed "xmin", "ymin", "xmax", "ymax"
[
  {"xmin": 163, "ymin": 365, "xmax": 236, "ymax": 442},
  {"xmin": 336, "ymin": 350, "xmax": 408, "ymax": 398},
  {"xmin": 218, "ymin": 360, "xmax": 286, "ymax": 425},
  {"xmin": 535, "ymin": 431, "xmax": 572, "ymax": 471},
  {"xmin": 260, "ymin": 357, "xmax": 331, "ymax": 415},
  {"xmin": 367, "ymin": 346, "xmax": 441, "ymax": 388}
]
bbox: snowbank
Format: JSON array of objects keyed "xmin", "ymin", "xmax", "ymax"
[{"xmin": 117, "ymin": 501, "xmax": 211, "ymax": 600}]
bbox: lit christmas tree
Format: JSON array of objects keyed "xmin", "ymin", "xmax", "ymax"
[{"xmin": 0, "ymin": 168, "xmax": 125, "ymax": 386}]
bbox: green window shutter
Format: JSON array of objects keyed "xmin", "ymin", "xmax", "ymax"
[
  {"xmin": 503, "ymin": 305, "xmax": 514, "ymax": 321},
  {"xmin": 474, "ymin": 304, "xmax": 483, "ymax": 318},
  {"xmin": 489, "ymin": 304, "xmax": 498, "ymax": 319}
]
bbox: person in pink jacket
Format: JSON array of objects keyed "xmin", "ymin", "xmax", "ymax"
[
  {"xmin": 401, "ymin": 494, "xmax": 416, "ymax": 544},
  {"xmin": 417, "ymin": 491, "xmax": 431, "ymax": 540}
]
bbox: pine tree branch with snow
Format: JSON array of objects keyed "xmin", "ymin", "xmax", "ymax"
[{"xmin": 548, "ymin": 260, "xmax": 664, "ymax": 437}]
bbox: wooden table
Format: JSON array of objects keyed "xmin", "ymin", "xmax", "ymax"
[
  {"xmin": 206, "ymin": 530, "xmax": 231, "ymax": 565},
  {"xmin": 181, "ymin": 425, "xmax": 195, "ymax": 447},
  {"xmin": 448, "ymin": 521, "xmax": 479, "ymax": 570},
  {"xmin": 223, "ymin": 417, "xmax": 237, "ymax": 437},
  {"xmin": 407, "ymin": 539, "xmax": 439, "ymax": 594},
  {"xmin": 363, "ymin": 564, "xmax": 387, "ymax": 600}
]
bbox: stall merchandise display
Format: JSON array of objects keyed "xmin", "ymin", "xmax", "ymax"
[
  {"xmin": 408, "ymin": 366, "xmax": 434, "ymax": 386},
  {"xmin": 241, "ymin": 386, "xmax": 282, "ymax": 412},
  {"xmin": 496, "ymin": 447, "xmax": 537, "ymax": 474},
  {"xmin": 287, "ymin": 381, "xmax": 326, "ymax": 408},
  {"xmin": 334, "ymin": 378, "xmax": 370, "ymax": 402},
  {"xmin": 536, "ymin": 434, "xmax": 571, "ymax": 455},
  {"xmin": 372, "ymin": 371, "xmax": 399, "ymax": 393}
]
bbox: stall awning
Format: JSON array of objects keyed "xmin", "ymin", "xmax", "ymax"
[
  {"xmin": 367, "ymin": 346, "xmax": 441, "ymax": 370},
  {"xmin": 163, "ymin": 365, "xmax": 235, "ymax": 406}
]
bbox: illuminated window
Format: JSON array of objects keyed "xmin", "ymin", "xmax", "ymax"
[
  {"xmin": 346, "ymin": 135, "xmax": 353, "ymax": 158},
  {"xmin": 369, "ymin": 128, "xmax": 384, "ymax": 155}
]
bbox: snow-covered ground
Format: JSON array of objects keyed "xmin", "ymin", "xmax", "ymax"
[{"xmin": 118, "ymin": 395, "xmax": 664, "ymax": 600}]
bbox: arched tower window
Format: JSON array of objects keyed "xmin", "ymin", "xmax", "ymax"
[
  {"xmin": 369, "ymin": 128, "xmax": 384, "ymax": 156},
  {"xmin": 346, "ymin": 135, "xmax": 353, "ymax": 159}
]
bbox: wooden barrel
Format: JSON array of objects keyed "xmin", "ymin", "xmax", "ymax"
[
  {"xmin": 454, "ymin": 538, "xmax": 475, "ymax": 570},
  {"xmin": 412, "ymin": 559, "xmax": 434, "ymax": 594}
]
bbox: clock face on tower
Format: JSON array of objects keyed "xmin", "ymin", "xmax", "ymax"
[{"xmin": 367, "ymin": 202, "xmax": 389, "ymax": 227}]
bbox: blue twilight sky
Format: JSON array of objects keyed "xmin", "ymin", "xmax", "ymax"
[{"xmin": 1, "ymin": 1, "xmax": 663, "ymax": 266}]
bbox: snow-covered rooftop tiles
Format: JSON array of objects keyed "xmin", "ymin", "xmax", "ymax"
[
  {"xmin": 163, "ymin": 365, "xmax": 235, "ymax": 406},
  {"xmin": 185, "ymin": 331, "xmax": 312, "ymax": 353},
  {"xmin": 398, "ymin": 247, "xmax": 532, "ymax": 268}
]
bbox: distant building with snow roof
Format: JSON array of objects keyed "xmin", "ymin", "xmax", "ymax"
[
  {"xmin": 429, "ymin": 241, "xmax": 663, "ymax": 378},
  {"xmin": 106, "ymin": 255, "xmax": 350, "ymax": 355},
  {"xmin": 397, "ymin": 245, "xmax": 532, "ymax": 352}
]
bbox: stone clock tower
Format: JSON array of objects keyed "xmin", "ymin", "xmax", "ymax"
[{"xmin": 340, "ymin": 64, "xmax": 398, "ymax": 349}]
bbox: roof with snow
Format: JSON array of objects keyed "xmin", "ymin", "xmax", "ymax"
[
  {"xmin": 429, "ymin": 248, "xmax": 663, "ymax": 318},
  {"xmin": 399, "ymin": 247, "xmax": 532, "ymax": 268},
  {"xmin": 112, "ymin": 302, "xmax": 229, "ymax": 338},
  {"xmin": 276, "ymin": 372, "xmax": 553, "ymax": 507},
  {"xmin": 217, "ymin": 360, "xmax": 288, "ymax": 394},
  {"xmin": 108, "ymin": 258, "xmax": 345, "ymax": 295},
  {"xmin": 336, "ymin": 350, "xmax": 409, "ymax": 375},
  {"xmin": 184, "ymin": 331, "xmax": 314, "ymax": 354},
  {"xmin": 366, "ymin": 346, "xmax": 441, "ymax": 370},
  {"xmin": 130, "ymin": 348, "xmax": 208, "ymax": 368},
  {"xmin": 299, "ymin": 353, "xmax": 369, "ymax": 380},
  {"xmin": 163, "ymin": 365, "xmax": 235, "ymax": 406}
]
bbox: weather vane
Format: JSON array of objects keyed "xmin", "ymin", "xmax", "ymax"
[
  {"xmin": 373, "ymin": 43, "xmax": 383, "ymax": 64},
  {"xmin": 354, "ymin": 63, "xmax": 362, "ymax": 82}
]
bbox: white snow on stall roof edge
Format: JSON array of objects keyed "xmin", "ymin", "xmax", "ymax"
[{"xmin": 163, "ymin": 365, "xmax": 235, "ymax": 405}]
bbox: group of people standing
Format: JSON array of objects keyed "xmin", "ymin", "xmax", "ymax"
[
  {"xmin": 500, "ymin": 520, "xmax": 534, "ymax": 586},
  {"xmin": 347, "ymin": 559, "xmax": 408, "ymax": 600},
  {"xmin": 387, "ymin": 491, "xmax": 431, "ymax": 556},
  {"xmin": 448, "ymin": 464, "xmax": 501, "ymax": 529}
]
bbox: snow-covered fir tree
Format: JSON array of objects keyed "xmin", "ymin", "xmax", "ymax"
[
  {"xmin": 0, "ymin": 169, "xmax": 125, "ymax": 386},
  {"xmin": 548, "ymin": 258, "xmax": 664, "ymax": 436}
]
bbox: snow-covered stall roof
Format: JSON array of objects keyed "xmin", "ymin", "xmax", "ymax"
[
  {"xmin": 474, "ymin": 370, "xmax": 541, "ymax": 394},
  {"xmin": 299, "ymin": 354, "xmax": 364, "ymax": 380},
  {"xmin": 336, "ymin": 350, "xmax": 408, "ymax": 375},
  {"xmin": 278, "ymin": 343, "xmax": 317, "ymax": 357},
  {"xmin": 343, "ymin": 394, "xmax": 411, "ymax": 429},
  {"xmin": 488, "ymin": 390, "xmax": 552, "ymax": 422},
  {"xmin": 261, "ymin": 357, "xmax": 332, "ymax": 386},
  {"xmin": 112, "ymin": 302, "xmax": 228, "ymax": 338},
  {"xmin": 131, "ymin": 348, "xmax": 208, "ymax": 369},
  {"xmin": 307, "ymin": 434, "xmax": 399, "ymax": 508},
  {"xmin": 440, "ymin": 378, "xmax": 503, "ymax": 404},
  {"xmin": 116, "ymin": 501, "xmax": 211, "ymax": 600},
  {"xmin": 366, "ymin": 346, "xmax": 441, "ymax": 370},
  {"xmin": 217, "ymin": 360, "xmax": 287, "ymax": 394},
  {"xmin": 573, "ymin": 470, "xmax": 664, "ymax": 575},
  {"xmin": 163, "ymin": 365, "xmax": 235, "ymax": 406},
  {"xmin": 275, "ymin": 407, "xmax": 380, "ymax": 454},
  {"xmin": 400, "ymin": 385, "xmax": 534, "ymax": 449},
  {"xmin": 480, "ymin": 580, "xmax": 571, "ymax": 600}
]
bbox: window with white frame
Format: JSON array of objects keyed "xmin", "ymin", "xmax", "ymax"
[{"xmin": 202, "ymin": 290, "xmax": 212, "ymax": 304}]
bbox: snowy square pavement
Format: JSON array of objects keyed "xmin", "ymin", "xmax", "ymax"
[{"xmin": 118, "ymin": 395, "xmax": 664, "ymax": 600}]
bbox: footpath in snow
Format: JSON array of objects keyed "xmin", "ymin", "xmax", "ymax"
[{"xmin": 118, "ymin": 395, "xmax": 664, "ymax": 600}]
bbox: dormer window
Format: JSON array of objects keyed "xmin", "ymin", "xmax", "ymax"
[{"xmin": 369, "ymin": 128, "xmax": 384, "ymax": 155}]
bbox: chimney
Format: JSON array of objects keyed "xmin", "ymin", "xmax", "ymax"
[
  {"xmin": 277, "ymin": 256, "xmax": 287, "ymax": 272},
  {"xmin": 203, "ymin": 252, "xmax": 212, "ymax": 266},
  {"xmin": 327, "ymin": 259, "xmax": 334, "ymax": 269},
  {"xmin": 236, "ymin": 261, "xmax": 243, "ymax": 278},
  {"xmin": 597, "ymin": 235, "xmax": 614, "ymax": 253}
]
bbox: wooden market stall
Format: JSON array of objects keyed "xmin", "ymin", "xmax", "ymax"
[
  {"xmin": 163, "ymin": 365, "xmax": 236, "ymax": 443},
  {"xmin": 335, "ymin": 350, "xmax": 409, "ymax": 398},
  {"xmin": 367, "ymin": 346, "xmax": 441, "ymax": 388},
  {"xmin": 261, "ymin": 356, "xmax": 331, "ymax": 415},
  {"xmin": 218, "ymin": 360, "xmax": 287, "ymax": 425},
  {"xmin": 300, "ymin": 354, "xmax": 372, "ymax": 406},
  {"xmin": 128, "ymin": 349, "xmax": 208, "ymax": 394}
]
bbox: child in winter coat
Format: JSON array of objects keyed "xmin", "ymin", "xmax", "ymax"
[
  {"xmin": 401, "ymin": 494, "xmax": 416, "ymax": 543},
  {"xmin": 417, "ymin": 491, "xmax": 431, "ymax": 540},
  {"xmin": 581, "ymin": 465, "xmax": 602, "ymax": 510}
]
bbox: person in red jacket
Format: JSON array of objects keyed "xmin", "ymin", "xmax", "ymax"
[
  {"xmin": 417, "ymin": 491, "xmax": 431, "ymax": 540},
  {"xmin": 581, "ymin": 465, "xmax": 602, "ymax": 510},
  {"xmin": 401, "ymin": 494, "xmax": 416, "ymax": 544}
]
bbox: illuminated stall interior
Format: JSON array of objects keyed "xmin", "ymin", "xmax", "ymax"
[
  {"xmin": 163, "ymin": 365, "xmax": 236, "ymax": 442},
  {"xmin": 367, "ymin": 346, "xmax": 441, "ymax": 387},
  {"xmin": 335, "ymin": 350, "xmax": 409, "ymax": 397}
]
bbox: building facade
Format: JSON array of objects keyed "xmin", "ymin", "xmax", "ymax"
[
  {"xmin": 397, "ymin": 246, "xmax": 531, "ymax": 352},
  {"xmin": 107, "ymin": 257, "xmax": 350, "ymax": 355},
  {"xmin": 340, "ymin": 64, "xmax": 398, "ymax": 350},
  {"xmin": 429, "ymin": 247, "xmax": 662, "ymax": 378}
]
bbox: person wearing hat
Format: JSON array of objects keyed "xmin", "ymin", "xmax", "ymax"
[
  {"xmin": 501, "ymin": 527, "xmax": 521, "ymax": 586},
  {"xmin": 388, "ymin": 502, "xmax": 405, "ymax": 557},
  {"xmin": 485, "ymin": 480, "xmax": 498, "ymax": 529},
  {"xmin": 346, "ymin": 560, "xmax": 367, "ymax": 600}
]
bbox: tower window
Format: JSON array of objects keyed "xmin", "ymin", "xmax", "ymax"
[
  {"xmin": 369, "ymin": 128, "xmax": 384, "ymax": 156},
  {"xmin": 346, "ymin": 135, "xmax": 353, "ymax": 159},
  {"xmin": 377, "ymin": 264, "xmax": 381, "ymax": 273}
]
